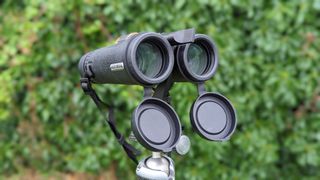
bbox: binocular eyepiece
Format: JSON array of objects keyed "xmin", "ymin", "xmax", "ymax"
[{"xmin": 78, "ymin": 29, "xmax": 218, "ymax": 85}]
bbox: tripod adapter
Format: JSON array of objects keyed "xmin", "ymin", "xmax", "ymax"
[{"xmin": 136, "ymin": 152, "xmax": 175, "ymax": 180}]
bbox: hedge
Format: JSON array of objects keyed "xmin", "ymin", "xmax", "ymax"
[{"xmin": 0, "ymin": 0, "xmax": 320, "ymax": 179}]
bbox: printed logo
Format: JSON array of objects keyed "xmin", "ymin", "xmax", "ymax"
[{"xmin": 110, "ymin": 62, "xmax": 124, "ymax": 71}]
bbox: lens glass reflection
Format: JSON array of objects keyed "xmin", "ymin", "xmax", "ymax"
[
  {"xmin": 187, "ymin": 44, "xmax": 208, "ymax": 75},
  {"xmin": 136, "ymin": 43, "xmax": 163, "ymax": 78}
]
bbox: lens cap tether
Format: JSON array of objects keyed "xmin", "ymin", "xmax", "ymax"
[
  {"xmin": 132, "ymin": 97, "xmax": 181, "ymax": 152},
  {"xmin": 190, "ymin": 84, "xmax": 237, "ymax": 141}
]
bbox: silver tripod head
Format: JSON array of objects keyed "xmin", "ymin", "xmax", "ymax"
[
  {"xmin": 135, "ymin": 135, "xmax": 191, "ymax": 180},
  {"xmin": 136, "ymin": 152, "xmax": 175, "ymax": 180}
]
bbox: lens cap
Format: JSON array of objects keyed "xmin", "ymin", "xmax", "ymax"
[
  {"xmin": 190, "ymin": 92, "xmax": 236, "ymax": 141},
  {"xmin": 132, "ymin": 98, "xmax": 181, "ymax": 152}
]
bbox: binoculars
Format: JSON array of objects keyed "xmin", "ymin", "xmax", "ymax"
[
  {"xmin": 79, "ymin": 29, "xmax": 236, "ymax": 155},
  {"xmin": 79, "ymin": 29, "xmax": 218, "ymax": 85}
]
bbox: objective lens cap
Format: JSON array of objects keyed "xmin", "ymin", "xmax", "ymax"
[
  {"xmin": 132, "ymin": 98, "xmax": 181, "ymax": 152},
  {"xmin": 190, "ymin": 93, "xmax": 236, "ymax": 141}
]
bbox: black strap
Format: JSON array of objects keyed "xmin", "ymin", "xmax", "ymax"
[{"xmin": 80, "ymin": 77, "xmax": 140, "ymax": 164}]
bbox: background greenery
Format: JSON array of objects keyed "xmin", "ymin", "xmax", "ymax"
[{"xmin": 1, "ymin": 0, "xmax": 320, "ymax": 179}]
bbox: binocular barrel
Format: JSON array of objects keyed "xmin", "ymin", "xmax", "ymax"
[
  {"xmin": 78, "ymin": 31, "xmax": 218, "ymax": 85},
  {"xmin": 79, "ymin": 32, "xmax": 174, "ymax": 85}
]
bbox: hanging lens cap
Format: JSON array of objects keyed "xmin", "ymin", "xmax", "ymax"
[
  {"xmin": 132, "ymin": 98, "xmax": 181, "ymax": 152},
  {"xmin": 190, "ymin": 93, "xmax": 236, "ymax": 141}
]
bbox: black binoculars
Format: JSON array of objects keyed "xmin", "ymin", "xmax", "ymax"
[
  {"xmin": 79, "ymin": 29, "xmax": 236, "ymax": 154},
  {"xmin": 79, "ymin": 29, "xmax": 218, "ymax": 85}
]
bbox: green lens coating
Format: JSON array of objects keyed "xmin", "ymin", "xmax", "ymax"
[
  {"xmin": 136, "ymin": 42, "xmax": 163, "ymax": 78},
  {"xmin": 187, "ymin": 44, "xmax": 208, "ymax": 75}
]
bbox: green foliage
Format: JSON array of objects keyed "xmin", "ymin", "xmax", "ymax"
[{"xmin": 1, "ymin": 0, "xmax": 320, "ymax": 179}]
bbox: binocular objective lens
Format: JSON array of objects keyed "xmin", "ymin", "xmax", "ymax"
[
  {"xmin": 187, "ymin": 44, "xmax": 208, "ymax": 76},
  {"xmin": 136, "ymin": 42, "xmax": 163, "ymax": 78}
]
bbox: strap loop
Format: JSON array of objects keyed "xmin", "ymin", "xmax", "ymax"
[
  {"xmin": 118, "ymin": 135, "xmax": 125, "ymax": 144},
  {"xmin": 80, "ymin": 78, "xmax": 93, "ymax": 94}
]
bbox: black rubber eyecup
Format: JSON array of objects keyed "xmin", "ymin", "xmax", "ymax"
[
  {"xmin": 190, "ymin": 92, "xmax": 237, "ymax": 141},
  {"xmin": 176, "ymin": 34, "xmax": 218, "ymax": 82},
  {"xmin": 127, "ymin": 33, "xmax": 174, "ymax": 85},
  {"xmin": 132, "ymin": 98, "xmax": 181, "ymax": 152}
]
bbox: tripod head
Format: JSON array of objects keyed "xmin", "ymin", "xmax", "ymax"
[
  {"xmin": 136, "ymin": 152, "xmax": 175, "ymax": 180},
  {"xmin": 135, "ymin": 135, "xmax": 190, "ymax": 179}
]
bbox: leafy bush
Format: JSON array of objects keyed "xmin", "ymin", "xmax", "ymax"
[{"xmin": 1, "ymin": 0, "xmax": 319, "ymax": 179}]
